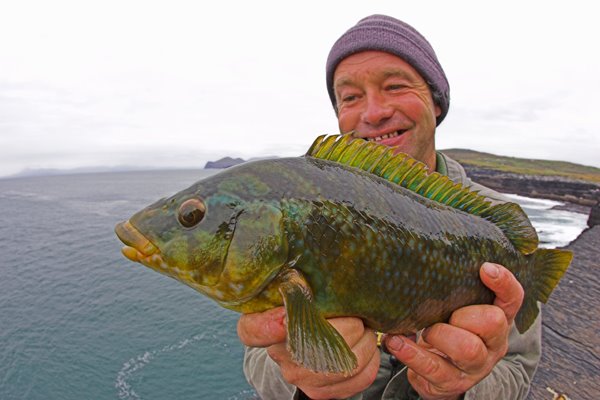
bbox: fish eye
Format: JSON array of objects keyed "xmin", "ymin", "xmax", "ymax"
[{"xmin": 177, "ymin": 198, "xmax": 206, "ymax": 228}]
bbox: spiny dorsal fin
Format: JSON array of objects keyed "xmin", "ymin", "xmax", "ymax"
[{"xmin": 306, "ymin": 134, "xmax": 538, "ymax": 254}]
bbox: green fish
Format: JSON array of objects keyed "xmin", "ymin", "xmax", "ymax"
[{"xmin": 114, "ymin": 134, "xmax": 572, "ymax": 375}]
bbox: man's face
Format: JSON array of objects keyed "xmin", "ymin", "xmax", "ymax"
[{"xmin": 333, "ymin": 51, "xmax": 441, "ymax": 170}]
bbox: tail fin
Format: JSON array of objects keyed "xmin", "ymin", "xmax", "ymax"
[{"xmin": 515, "ymin": 249, "xmax": 573, "ymax": 333}]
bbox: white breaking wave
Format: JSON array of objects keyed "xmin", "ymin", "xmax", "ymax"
[
  {"xmin": 0, "ymin": 190, "xmax": 56, "ymax": 202},
  {"xmin": 114, "ymin": 333, "xmax": 207, "ymax": 400},
  {"xmin": 504, "ymin": 193, "xmax": 588, "ymax": 248},
  {"xmin": 504, "ymin": 193, "xmax": 563, "ymax": 210}
]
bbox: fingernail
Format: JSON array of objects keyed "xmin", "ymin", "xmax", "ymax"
[
  {"xmin": 483, "ymin": 262, "xmax": 500, "ymax": 278},
  {"xmin": 386, "ymin": 336, "xmax": 405, "ymax": 352}
]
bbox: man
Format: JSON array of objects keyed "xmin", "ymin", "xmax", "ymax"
[{"xmin": 238, "ymin": 15, "xmax": 541, "ymax": 399}]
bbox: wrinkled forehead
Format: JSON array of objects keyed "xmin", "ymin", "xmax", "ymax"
[{"xmin": 333, "ymin": 51, "xmax": 427, "ymax": 89}]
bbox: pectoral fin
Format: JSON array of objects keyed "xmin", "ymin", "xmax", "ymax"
[{"xmin": 279, "ymin": 270, "xmax": 357, "ymax": 375}]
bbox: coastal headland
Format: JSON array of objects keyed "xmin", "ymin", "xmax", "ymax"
[{"xmin": 442, "ymin": 149, "xmax": 600, "ymax": 211}]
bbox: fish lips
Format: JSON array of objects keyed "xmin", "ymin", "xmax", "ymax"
[{"xmin": 115, "ymin": 220, "xmax": 159, "ymax": 262}]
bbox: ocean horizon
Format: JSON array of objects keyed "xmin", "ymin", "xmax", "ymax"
[{"xmin": 0, "ymin": 170, "xmax": 588, "ymax": 399}]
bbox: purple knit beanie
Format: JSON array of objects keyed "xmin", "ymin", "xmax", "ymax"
[{"xmin": 326, "ymin": 14, "xmax": 450, "ymax": 126}]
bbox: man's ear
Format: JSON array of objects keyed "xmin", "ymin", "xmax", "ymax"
[{"xmin": 434, "ymin": 104, "xmax": 441, "ymax": 117}]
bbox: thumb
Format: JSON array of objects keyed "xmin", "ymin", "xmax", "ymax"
[
  {"xmin": 237, "ymin": 307, "xmax": 286, "ymax": 347},
  {"xmin": 480, "ymin": 262, "xmax": 524, "ymax": 324}
]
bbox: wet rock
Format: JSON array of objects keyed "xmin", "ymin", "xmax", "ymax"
[
  {"xmin": 529, "ymin": 226, "xmax": 600, "ymax": 399},
  {"xmin": 588, "ymin": 202, "xmax": 600, "ymax": 227}
]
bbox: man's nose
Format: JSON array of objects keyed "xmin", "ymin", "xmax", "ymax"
[{"xmin": 361, "ymin": 93, "xmax": 393, "ymax": 126}]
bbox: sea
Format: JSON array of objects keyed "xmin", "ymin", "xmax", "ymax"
[{"xmin": 0, "ymin": 169, "xmax": 589, "ymax": 400}]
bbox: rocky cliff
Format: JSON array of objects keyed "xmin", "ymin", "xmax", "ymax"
[{"xmin": 460, "ymin": 165, "xmax": 600, "ymax": 207}]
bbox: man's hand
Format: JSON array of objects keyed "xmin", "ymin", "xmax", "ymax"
[
  {"xmin": 238, "ymin": 309, "xmax": 380, "ymax": 400},
  {"xmin": 384, "ymin": 262, "xmax": 524, "ymax": 400}
]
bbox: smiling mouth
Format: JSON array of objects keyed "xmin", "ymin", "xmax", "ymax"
[{"xmin": 364, "ymin": 130, "xmax": 407, "ymax": 142}]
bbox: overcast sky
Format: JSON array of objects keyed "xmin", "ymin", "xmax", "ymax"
[{"xmin": 1, "ymin": 0, "xmax": 599, "ymax": 177}]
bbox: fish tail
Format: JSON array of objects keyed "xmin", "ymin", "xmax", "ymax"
[{"xmin": 515, "ymin": 249, "xmax": 573, "ymax": 333}]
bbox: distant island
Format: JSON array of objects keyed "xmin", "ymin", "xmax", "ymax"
[
  {"xmin": 203, "ymin": 155, "xmax": 281, "ymax": 169},
  {"xmin": 204, "ymin": 157, "xmax": 246, "ymax": 169}
]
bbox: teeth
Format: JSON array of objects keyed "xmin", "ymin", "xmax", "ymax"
[{"xmin": 367, "ymin": 131, "xmax": 402, "ymax": 142}]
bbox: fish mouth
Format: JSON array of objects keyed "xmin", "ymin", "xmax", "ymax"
[
  {"xmin": 114, "ymin": 220, "xmax": 211, "ymax": 288},
  {"xmin": 115, "ymin": 220, "xmax": 160, "ymax": 263}
]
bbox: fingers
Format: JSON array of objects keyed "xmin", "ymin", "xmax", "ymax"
[
  {"xmin": 272, "ymin": 326, "xmax": 380, "ymax": 399},
  {"xmin": 385, "ymin": 335, "xmax": 469, "ymax": 395},
  {"xmin": 303, "ymin": 342, "xmax": 380, "ymax": 400},
  {"xmin": 416, "ymin": 304, "xmax": 510, "ymax": 374},
  {"xmin": 480, "ymin": 262, "xmax": 524, "ymax": 325},
  {"xmin": 448, "ymin": 304, "xmax": 509, "ymax": 353},
  {"xmin": 420, "ymin": 323, "xmax": 488, "ymax": 373},
  {"xmin": 237, "ymin": 307, "xmax": 286, "ymax": 347},
  {"xmin": 390, "ymin": 304, "xmax": 510, "ymax": 381},
  {"xmin": 269, "ymin": 317, "xmax": 368, "ymax": 383},
  {"xmin": 407, "ymin": 367, "xmax": 468, "ymax": 399}
]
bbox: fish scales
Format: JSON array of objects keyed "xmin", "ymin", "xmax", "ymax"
[
  {"xmin": 214, "ymin": 157, "xmax": 510, "ymax": 244},
  {"xmin": 115, "ymin": 134, "xmax": 572, "ymax": 374},
  {"xmin": 280, "ymin": 195, "xmax": 515, "ymax": 333}
]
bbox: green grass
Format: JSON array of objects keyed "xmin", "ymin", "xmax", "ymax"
[{"xmin": 441, "ymin": 149, "xmax": 600, "ymax": 184}]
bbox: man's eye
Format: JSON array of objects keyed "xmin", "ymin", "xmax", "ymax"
[
  {"xmin": 342, "ymin": 94, "xmax": 357, "ymax": 103},
  {"xmin": 386, "ymin": 84, "xmax": 407, "ymax": 91}
]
